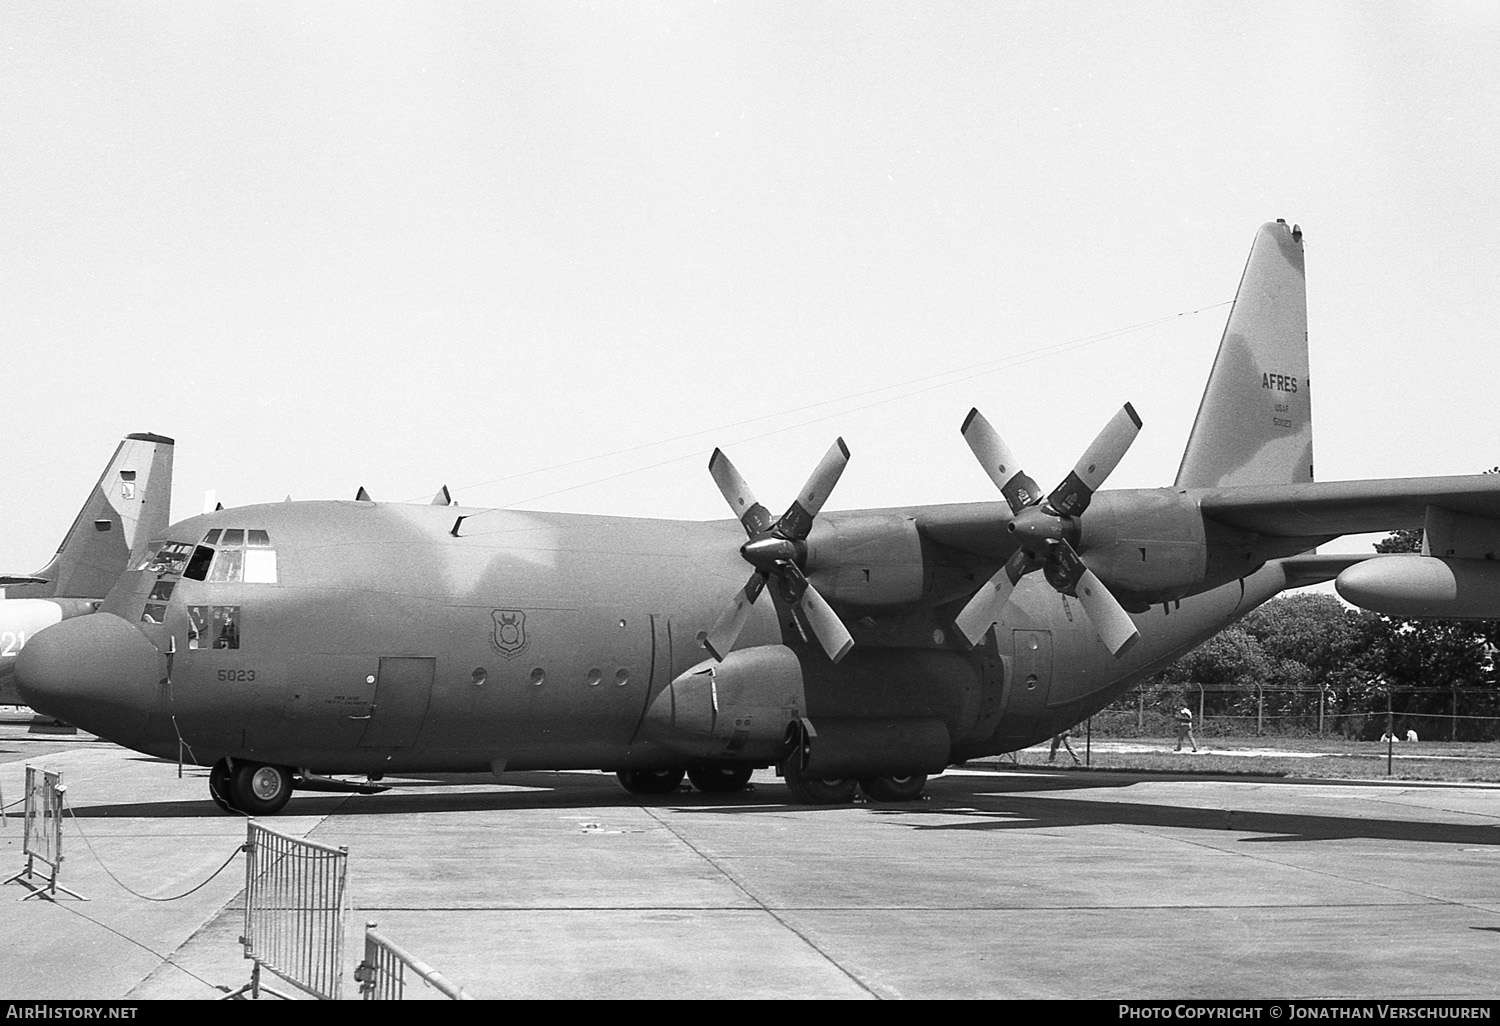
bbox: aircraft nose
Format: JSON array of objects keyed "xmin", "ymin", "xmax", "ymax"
[{"xmin": 15, "ymin": 613, "xmax": 161, "ymax": 745}]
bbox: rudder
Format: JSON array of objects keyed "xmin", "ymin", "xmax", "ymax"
[{"xmin": 1175, "ymin": 221, "xmax": 1312, "ymax": 489}]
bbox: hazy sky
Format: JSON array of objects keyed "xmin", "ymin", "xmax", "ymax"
[{"xmin": 3, "ymin": 2, "xmax": 1497, "ymax": 574}]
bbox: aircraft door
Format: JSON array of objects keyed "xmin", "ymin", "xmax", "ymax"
[
  {"xmin": 1003, "ymin": 630, "xmax": 1054, "ymax": 742},
  {"xmin": 359, "ymin": 657, "xmax": 435, "ymax": 748}
]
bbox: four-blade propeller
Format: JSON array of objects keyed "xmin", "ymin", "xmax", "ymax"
[
  {"xmin": 954, "ymin": 404, "xmax": 1143, "ymax": 657},
  {"xmin": 705, "ymin": 440, "xmax": 856, "ymax": 664}
]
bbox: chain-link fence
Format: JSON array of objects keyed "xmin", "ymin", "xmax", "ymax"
[{"xmin": 1095, "ymin": 686, "xmax": 1500, "ymax": 741}]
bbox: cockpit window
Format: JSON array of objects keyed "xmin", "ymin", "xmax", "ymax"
[
  {"xmin": 184, "ymin": 529, "xmax": 278, "ymax": 584},
  {"xmin": 209, "ymin": 549, "xmax": 244, "ymax": 583},
  {"xmin": 134, "ymin": 541, "xmax": 193, "ymax": 575},
  {"xmin": 184, "ymin": 546, "xmax": 214, "ymax": 581}
]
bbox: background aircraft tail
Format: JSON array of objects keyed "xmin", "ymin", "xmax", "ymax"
[
  {"xmin": 1174, "ymin": 220, "xmax": 1313, "ymax": 489},
  {"xmin": 3, "ymin": 433, "xmax": 175, "ymax": 599}
]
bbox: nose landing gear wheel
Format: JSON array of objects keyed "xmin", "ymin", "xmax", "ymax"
[
  {"xmin": 230, "ymin": 761, "xmax": 294, "ymax": 815},
  {"xmin": 858, "ymin": 772, "xmax": 929, "ymax": 802},
  {"xmin": 615, "ymin": 768, "xmax": 686, "ymax": 795}
]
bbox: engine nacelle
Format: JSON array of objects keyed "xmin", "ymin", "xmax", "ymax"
[
  {"xmin": 1336, "ymin": 556, "xmax": 1500, "ymax": 619},
  {"xmin": 1078, "ymin": 489, "xmax": 1209, "ymax": 604},
  {"xmin": 805, "ymin": 513, "xmax": 925, "ymax": 608},
  {"xmin": 641, "ymin": 645, "xmax": 806, "ymax": 763}
]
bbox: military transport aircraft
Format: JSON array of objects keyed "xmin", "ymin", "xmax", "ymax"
[
  {"xmin": 0, "ymin": 433, "xmax": 174, "ymax": 706},
  {"xmin": 16, "ymin": 222, "xmax": 1500, "ymax": 814}
]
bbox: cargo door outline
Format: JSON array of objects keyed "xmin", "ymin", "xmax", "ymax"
[{"xmin": 358, "ymin": 656, "xmax": 435, "ymax": 748}]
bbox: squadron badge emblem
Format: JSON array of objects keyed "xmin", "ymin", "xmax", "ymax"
[{"xmin": 490, "ymin": 609, "xmax": 529, "ymax": 657}]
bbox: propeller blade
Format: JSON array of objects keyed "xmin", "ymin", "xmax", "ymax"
[
  {"xmin": 953, "ymin": 548, "xmax": 1029, "ymax": 647},
  {"xmin": 708, "ymin": 439, "xmax": 854, "ymax": 663},
  {"xmin": 795, "ymin": 579, "xmax": 856, "ymax": 663},
  {"xmin": 704, "ymin": 573, "xmax": 768, "ymax": 661},
  {"xmin": 1051, "ymin": 540, "xmax": 1140, "ymax": 657},
  {"xmin": 776, "ymin": 438, "xmax": 850, "ymax": 540},
  {"xmin": 1047, "ymin": 403, "xmax": 1141, "ymax": 517},
  {"xmin": 961, "ymin": 408, "xmax": 1042, "ymax": 514},
  {"xmin": 1072, "ymin": 567, "xmax": 1140, "ymax": 657},
  {"xmin": 709, "ymin": 448, "xmax": 775, "ymax": 536}
]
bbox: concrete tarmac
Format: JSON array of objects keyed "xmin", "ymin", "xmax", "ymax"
[{"xmin": 2, "ymin": 727, "xmax": 1498, "ymax": 1001}]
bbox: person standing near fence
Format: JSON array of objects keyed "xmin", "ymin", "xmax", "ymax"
[
  {"xmin": 1049, "ymin": 727, "xmax": 1081, "ymax": 766},
  {"xmin": 1174, "ymin": 702, "xmax": 1198, "ymax": 753}
]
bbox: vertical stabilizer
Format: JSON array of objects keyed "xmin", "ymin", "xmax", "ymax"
[
  {"xmin": 1175, "ymin": 221, "xmax": 1312, "ymax": 489},
  {"xmin": 5, "ymin": 433, "xmax": 175, "ymax": 599}
]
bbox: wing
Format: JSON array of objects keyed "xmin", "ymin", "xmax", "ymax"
[
  {"xmin": 826, "ymin": 473, "xmax": 1500, "ymax": 630},
  {"xmin": 1195, "ymin": 475, "xmax": 1500, "ymax": 537}
]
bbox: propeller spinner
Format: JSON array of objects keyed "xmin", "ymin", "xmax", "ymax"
[
  {"xmin": 954, "ymin": 404, "xmax": 1143, "ymax": 657},
  {"xmin": 705, "ymin": 440, "xmax": 855, "ymax": 664}
]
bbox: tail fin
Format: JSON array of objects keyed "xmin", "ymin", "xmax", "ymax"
[
  {"xmin": 4, "ymin": 433, "xmax": 174, "ymax": 599},
  {"xmin": 1175, "ymin": 221, "xmax": 1313, "ymax": 489}
]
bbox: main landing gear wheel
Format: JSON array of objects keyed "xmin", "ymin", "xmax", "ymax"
[
  {"xmin": 687, "ymin": 765, "xmax": 754, "ymax": 794},
  {"xmin": 781, "ymin": 763, "xmax": 857, "ymax": 805},
  {"xmin": 859, "ymin": 772, "xmax": 929, "ymax": 802},
  {"xmin": 208, "ymin": 758, "xmax": 237, "ymax": 813},
  {"xmin": 615, "ymin": 768, "xmax": 686, "ymax": 795},
  {"xmin": 230, "ymin": 761, "xmax": 294, "ymax": 815}
]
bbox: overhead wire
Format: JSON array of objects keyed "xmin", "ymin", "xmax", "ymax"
[{"xmin": 445, "ymin": 299, "xmax": 1231, "ymax": 528}]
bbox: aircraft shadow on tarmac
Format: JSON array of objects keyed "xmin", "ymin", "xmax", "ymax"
[
  {"xmin": 52, "ymin": 766, "xmax": 1500, "ymax": 847},
  {"xmin": 896, "ymin": 774, "xmax": 1500, "ymax": 847}
]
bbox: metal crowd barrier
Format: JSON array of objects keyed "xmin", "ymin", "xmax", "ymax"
[
  {"xmin": 226, "ymin": 820, "xmax": 349, "ymax": 1000},
  {"xmin": 2, "ymin": 766, "xmax": 85, "ymax": 901},
  {"xmin": 356, "ymin": 921, "xmax": 472, "ymax": 1000}
]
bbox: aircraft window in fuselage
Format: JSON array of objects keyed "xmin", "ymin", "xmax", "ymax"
[
  {"xmin": 220, "ymin": 529, "xmax": 244, "ymax": 547},
  {"xmin": 202, "ymin": 529, "xmax": 221, "ymax": 545},
  {"xmin": 149, "ymin": 580, "xmax": 175, "ymax": 602},
  {"xmin": 212, "ymin": 605, "xmax": 240, "ymax": 650}
]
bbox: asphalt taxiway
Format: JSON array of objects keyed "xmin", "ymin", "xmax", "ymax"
[{"xmin": 2, "ymin": 726, "xmax": 1498, "ymax": 1000}]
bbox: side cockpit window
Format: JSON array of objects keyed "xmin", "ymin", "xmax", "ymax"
[{"xmin": 134, "ymin": 541, "xmax": 193, "ymax": 576}]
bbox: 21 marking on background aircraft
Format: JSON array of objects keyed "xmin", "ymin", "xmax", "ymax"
[
  {"xmin": 17, "ymin": 221, "xmax": 1500, "ymax": 813},
  {"xmin": 0, "ymin": 433, "xmax": 173, "ymax": 706}
]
